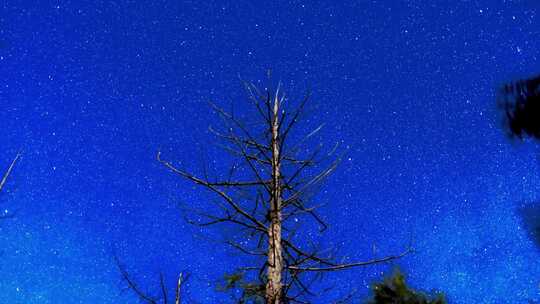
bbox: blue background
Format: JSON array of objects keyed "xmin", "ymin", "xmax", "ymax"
[{"xmin": 1, "ymin": 1, "xmax": 540, "ymax": 303}]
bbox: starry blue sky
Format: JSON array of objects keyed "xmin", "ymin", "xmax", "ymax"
[{"xmin": 1, "ymin": 1, "xmax": 540, "ymax": 303}]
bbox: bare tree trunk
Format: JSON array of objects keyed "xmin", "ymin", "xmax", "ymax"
[{"xmin": 266, "ymin": 92, "xmax": 283, "ymax": 304}]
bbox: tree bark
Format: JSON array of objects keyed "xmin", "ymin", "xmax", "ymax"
[{"xmin": 266, "ymin": 92, "xmax": 283, "ymax": 304}]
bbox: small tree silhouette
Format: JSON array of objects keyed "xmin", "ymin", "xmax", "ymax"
[
  {"xmin": 500, "ymin": 74, "xmax": 540, "ymax": 139},
  {"xmin": 367, "ymin": 270, "xmax": 446, "ymax": 304}
]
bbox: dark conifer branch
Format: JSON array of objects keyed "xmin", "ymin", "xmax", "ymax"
[{"xmin": 499, "ymin": 74, "xmax": 540, "ymax": 139}]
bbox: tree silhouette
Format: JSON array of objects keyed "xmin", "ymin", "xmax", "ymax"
[
  {"xmin": 119, "ymin": 78, "xmax": 411, "ymax": 303},
  {"xmin": 500, "ymin": 74, "xmax": 540, "ymax": 139},
  {"xmin": 499, "ymin": 74, "xmax": 540, "ymax": 251},
  {"xmin": 114, "ymin": 255, "xmax": 186, "ymax": 304},
  {"xmin": 499, "ymin": 75, "xmax": 540, "ymax": 303},
  {"xmin": 366, "ymin": 270, "xmax": 446, "ymax": 304}
]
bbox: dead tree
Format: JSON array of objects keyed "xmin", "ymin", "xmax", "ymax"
[
  {"xmin": 114, "ymin": 255, "xmax": 186, "ymax": 304},
  {"xmin": 154, "ymin": 80, "xmax": 411, "ymax": 304}
]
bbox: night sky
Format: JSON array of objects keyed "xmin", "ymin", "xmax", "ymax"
[{"xmin": 1, "ymin": 1, "xmax": 540, "ymax": 303}]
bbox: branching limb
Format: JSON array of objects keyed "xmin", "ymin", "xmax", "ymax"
[
  {"xmin": 226, "ymin": 240, "xmax": 267, "ymax": 256},
  {"xmin": 157, "ymin": 151, "xmax": 267, "ymax": 232},
  {"xmin": 114, "ymin": 255, "xmax": 158, "ymax": 304},
  {"xmin": 160, "ymin": 273, "xmax": 169, "ymax": 304},
  {"xmin": 0, "ymin": 152, "xmax": 21, "ymax": 193},
  {"xmin": 287, "ymin": 247, "xmax": 413, "ymax": 272}
]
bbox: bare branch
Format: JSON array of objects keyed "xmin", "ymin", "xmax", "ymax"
[
  {"xmin": 0, "ymin": 152, "xmax": 21, "ymax": 193},
  {"xmin": 226, "ymin": 240, "xmax": 267, "ymax": 256},
  {"xmin": 114, "ymin": 255, "xmax": 158, "ymax": 304},
  {"xmin": 175, "ymin": 273, "xmax": 183, "ymax": 304},
  {"xmin": 287, "ymin": 247, "xmax": 413, "ymax": 272},
  {"xmin": 280, "ymin": 91, "xmax": 311, "ymax": 156},
  {"xmin": 160, "ymin": 273, "xmax": 168, "ymax": 304},
  {"xmin": 157, "ymin": 151, "xmax": 268, "ymax": 232}
]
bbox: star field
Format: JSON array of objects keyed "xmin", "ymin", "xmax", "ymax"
[{"xmin": 1, "ymin": 1, "xmax": 540, "ymax": 303}]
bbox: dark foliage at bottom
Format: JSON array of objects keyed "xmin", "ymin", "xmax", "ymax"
[{"xmin": 366, "ymin": 270, "xmax": 446, "ymax": 304}]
